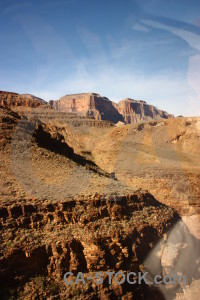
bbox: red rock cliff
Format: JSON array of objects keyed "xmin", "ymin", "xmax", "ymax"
[
  {"xmin": 50, "ymin": 93, "xmax": 124, "ymax": 123},
  {"xmin": 50, "ymin": 93, "xmax": 174, "ymax": 124},
  {"xmin": 0, "ymin": 91, "xmax": 47, "ymax": 109},
  {"xmin": 0, "ymin": 90, "xmax": 173, "ymax": 123},
  {"xmin": 117, "ymin": 98, "xmax": 173, "ymax": 123}
]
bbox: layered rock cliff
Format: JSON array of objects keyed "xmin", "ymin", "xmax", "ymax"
[
  {"xmin": 0, "ymin": 90, "xmax": 173, "ymax": 124},
  {"xmin": 50, "ymin": 93, "xmax": 174, "ymax": 124},
  {"xmin": 117, "ymin": 98, "xmax": 173, "ymax": 123},
  {"xmin": 50, "ymin": 93, "xmax": 124, "ymax": 123},
  {"xmin": 0, "ymin": 91, "xmax": 47, "ymax": 109},
  {"xmin": 0, "ymin": 191, "xmax": 192, "ymax": 299}
]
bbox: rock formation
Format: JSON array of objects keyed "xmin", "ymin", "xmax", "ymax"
[
  {"xmin": 1, "ymin": 191, "xmax": 197, "ymax": 299},
  {"xmin": 50, "ymin": 93, "xmax": 124, "ymax": 123},
  {"xmin": 0, "ymin": 91, "xmax": 47, "ymax": 109},
  {"xmin": 50, "ymin": 93, "xmax": 174, "ymax": 124},
  {"xmin": 117, "ymin": 98, "xmax": 173, "ymax": 123},
  {"xmin": 0, "ymin": 90, "xmax": 174, "ymax": 124}
]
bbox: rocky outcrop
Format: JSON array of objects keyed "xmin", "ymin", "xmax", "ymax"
[
  {"xmin": 50, "ymin": 93, "xmax": 174, "ymax": 124},
  {"xmin": 50, "ymin": 93, "xmax": 124, "ymax": 123},
  {"xmin": 117, "ymin": 98, "xmax": 173, "ymax": 123},
  {"xmin": 33, "ymin": 122, "xmax": 113, "ymax": 178},
  {"xmin": 0, "ymin": 90, "xmax": 174, "ymax": 124},
  {"xmin": 0, "ymin": 106, "xmax": 21, "ymax": 150},
  {"xmin": 1, "ymin": 191, "xmax": 195, "ymax": 299},
  {"xmin": 0, "ymin": 91, "xmax": 47, "ymax": 109}
]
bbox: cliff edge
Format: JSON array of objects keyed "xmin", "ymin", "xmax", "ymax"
[{"xmin": 50, "ymin": 93, "xmax": 174, "ymax": 124}]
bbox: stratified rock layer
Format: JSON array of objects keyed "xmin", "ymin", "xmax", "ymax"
[
  {"xmin": 50, "ymin": 93, "xmax": 124, "ymax": 123},
  {"xmin": 50, "ymin": 93, "xmax": 174, "ymax": 124},
  {"xmin": 0, "ymin": 91, "xmax": 47, "ymax": 109},
  {"xmin": 117, "ymin": 98, "xmax": 173, "ymax": 123},
  {"xmin": 0, "ymin": 90, "xmax": 174, "ymax": 124},
  {"xmin": 0, "ymin": 192, "xmax": 187, "ymax": 299}
]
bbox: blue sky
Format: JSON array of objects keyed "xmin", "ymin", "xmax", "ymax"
[{"xmin": 0, "ymin": 0, "xmax": 200, "ymax": 116}]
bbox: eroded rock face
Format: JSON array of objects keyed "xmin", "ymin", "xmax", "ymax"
[
  {"xmin": 0, "ymin": 192, "xmax": 188, "ymax": 299},
  {"xmin": 0, "ymin": 106, "xmax": 21, "ymax": 149},
  {"xmin": 0, "ymin": 103, "xmax": 199, "ymax": 299},
  {"xmin": 117, "ymin": 98, "xmax": 173, "ymax": 123},
  {"xmin": 0, "ymin": 90, "xmax": 174, "ymax": 124},
  {"xmin": 0, "ymin": 91, "xmax": 47, "ymax": 109},
  {"xmin": 50, "ymin": 93, "xmax": 174, "ymax": 124},
  {"xmin": 50, "ymin": 93, "xmax": 124, "ymax": 123}
]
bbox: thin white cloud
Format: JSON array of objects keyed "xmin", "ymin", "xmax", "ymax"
[
  {"xmin": 188, "ymin": 55, "xmax": 200, "ymax": 115},
  {"xmin": 15, "ymin": 14, "xmax": 75, "ymax": 87},
  {"xmin": 142, "ymin": 20, "xmax": 200, "ymax": 51},
  {"xmin": 107, "ymin": 34, "xmax": 132, "ymax": 59},
  {"xmin": 77, "ymin": 27, "xmax": 107, "ymax": 63},
  {"xmin": 132, "ymin": 23, "xmax": 150, "ymax": 33},
  {"xmin": 2, "ymin": 3, "xmax": 32, "ymax": 15},
  {"xmin": 141, "ymin": 19, "xmax": 200, "ymax": 116}
]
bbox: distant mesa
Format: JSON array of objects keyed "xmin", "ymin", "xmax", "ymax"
[
  {"xmin": 0, "ymin": 90, "xmax": 174, "ymax": 124},
  {"xmin": 50, "ymin": 92, "xmax": 174, "ymax": 124},
  {"xmin": 0, "ymin": 90, "xmax": 47, "ymax": 109},
  {"xmin": 49, "ymin": 93, "xmax": 124, "ymax": 124}
]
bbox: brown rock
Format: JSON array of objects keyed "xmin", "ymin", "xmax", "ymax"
[
  {"xmin": 50, "ymin": 93, "xmax": 124, "ymax": 123},
  {"xmin": 0, "ymin": 90, "xmax": 47, "ymax": 109},
  {"xmin": 50, "ymin": 93, "xmax": 173, "ymax": 124},
  {"xmin": 117, "ymin": 98, "xmax": 174, "ymax": 123}
]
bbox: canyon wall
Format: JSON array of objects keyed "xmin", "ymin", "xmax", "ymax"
[
  {"xmin": 0, "ymin": 91, "xmax": 47, "ymax": 109},
  {"xmin": 50, "ymin": 93, "xmax": 124, "ymax": 123},
  {"xmin": 0, "ymin": 90, "xmax": 174, "ymax": 124},
  {"xmin": 117, "ymin": 98, "xmax": 173, "ymax": 123},
  {"xmin": 0, "ymin": 191, "xmax": 189, "ymax": 299},
  {"xmin": 50, "ymin": 93, "xmax": 174, "ymax": 124}
]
